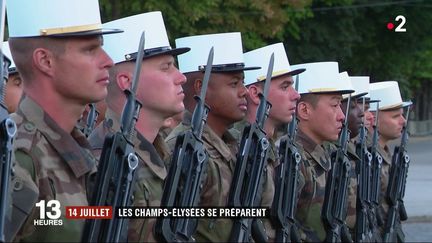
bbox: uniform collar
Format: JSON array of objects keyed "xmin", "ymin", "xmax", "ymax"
[
  {"xmin": 182, "ymin": 110, "xmax": 237, "ymax": 169},
  {"xmin": 346, "ymin": 140, "xmax": 361, "ymax": 161},
  {"xmin": 377, "ymin": 143, "xmax": 392, "ymax": 165},
  {"xmin": 297, "ymin": 128, "xmax": 331, "ymax": 171},
  {"xmin": 17, "ymin": 96, "xmax": 95, "ymax": 178},
  {"xmin": 104, "ymin": 108, "xmax": 167, "ymax": 179}
]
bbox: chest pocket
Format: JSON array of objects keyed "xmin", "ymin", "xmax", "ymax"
[{"xmin": 38, "ymin": 173, "xmax": 57, "ymax": 201}]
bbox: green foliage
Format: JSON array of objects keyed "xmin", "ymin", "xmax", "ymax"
[
  {"xmin": 100, "ymin": 0, "xmax": 310, "ymax": 50},
  {"xmin": 99, "ymin": 0, "xmax": 432, "ymax": 119}
]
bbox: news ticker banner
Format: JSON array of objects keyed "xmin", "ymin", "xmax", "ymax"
[
  {"xmin": 65, "ymin": 206, "xmax": 269, "ymax": 219},
  {"xmin": 33, "ymin": 200, "xmax": 270, "ymax": 226}
]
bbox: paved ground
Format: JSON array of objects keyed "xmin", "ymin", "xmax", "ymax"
[{"xmin": 395, "ymin": 135, "xmax": 432, "ymax": 242}]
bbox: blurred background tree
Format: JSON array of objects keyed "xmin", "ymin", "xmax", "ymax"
[{"xmin": 99, "ymin": 0, "xmax": 431, "ymax": 121}]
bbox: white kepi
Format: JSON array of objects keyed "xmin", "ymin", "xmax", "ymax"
[
  {"xmin": 350, "ymin": 76, "xmax": 380, "ymax": 103},
  {"xmin": 7, "ymin": 0, "xmax": 122, "ymax": 37},
  {"xmin": 290, "ymin": 62, "xmax": 354, "ymax": 95},
  {"xmin": 102, "ymin": 11, "xmax": 190, "ymax": 64},
  {"xmin": 369, "ymin": 81, "xmax": 412, "ymax": 111},
  {"xmin": 2, "ymin": 41, "xmax": 17, "ymax": 74},
  {"xmin": 243, "ymin": 43, "xmax": 305, "ymax": 86},
  {"xmin": 342, "ymin": 75, "xmax": 368, "ymax": 100},
  {"xmin": 175, "ymin": 32, "xmax": 260, "ymax": 73}
]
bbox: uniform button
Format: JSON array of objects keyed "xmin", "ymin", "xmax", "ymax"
[
  {"xmin": 24, "ymin": 122, "xmax": 35, "ymax": 132},
  {"xmin": 13, "ymin": 178, "xmax": 24, "ymax": 191}
]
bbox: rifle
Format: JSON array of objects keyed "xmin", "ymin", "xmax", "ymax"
[
  {"xmin": 270, "ymin": 72, "xmax": 304, "ymax": 243},
  {"xmin": 321, "ymin": 95, "xmax": 353, "ymax": 243},
  {"xmin": 354, "ymin": 97, "xmax": 374, "ymax": 242},
  {"xmin": 154, "ymin": 47, "xmax": 214, "ymax": 242},
  {"xmin": 0, "ymin": 1, "xmax": 18, "ymax": 242},
  {"xmin": 82, "ymin": 32, "xmax": 145, "ymax": 242},
  {"xmin": 227, "ymin": 53, "xmax": 274, "ymax": 242},
  {"xmin": 82, "ymin": 103, "xmax": 99, "ymax": 137},
  {"xmin": 383, "ymin": 105, "xmax": 411, "ymax": 243},
  {"xmin": 368, "ymin": 103, "xmax": 384, "ymax": 242}
]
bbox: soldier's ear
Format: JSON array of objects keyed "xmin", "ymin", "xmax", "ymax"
[
  {"xmin": 246, "ymin": 85, "xmax": 260, "ymax": 105},
  {"xmin": 193, "ymin": 78, "xmax": 203, "ymax": 96},
  {"xmin": 297, "ymin": 101, "xmax": 311, "ymax": 121},
  {"xmin": 33, "ymin": 48, "xmax": 55, "ymax": 77},
  {"xmin": 116, "ymin": 71, "xmax": 132, "ymax": 91}
]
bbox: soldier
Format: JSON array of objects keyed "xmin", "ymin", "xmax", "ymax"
[
  {"xmin": 166, "ymin": 32, "xmax": 259, "ymax": 242},
  {"xmin": 241, "ymin": 43, "xmax": 303, "ymax": 241},
  {"xmin": 350, "ymin": 77, "xmax": 379, "ymax": 143},
  {"xmin": 87, "ymin": 12, "xmax": 190, "ymax": 242},
  {"xmin": 6, "ymin": 0, "xmax": 122, "ymax": 241},
  {"xmin": 338, "ymin": 73, "xmax": 368, "ymax": 235},
  {"xmin": 368, "ymin": 81, "xmax": 412, "ymax": 231},
  {"xmin": 2, "ymin": 41, "xmax": 23, "ymax": 113},
  {"xmin": 289, "ymin": 62, "xmax": 354, "ymax": 242}
]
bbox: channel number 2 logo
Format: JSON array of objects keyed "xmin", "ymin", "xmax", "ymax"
[
  {"xmin": 387, "ymin": 15, "xmax": 406, "ymax": 32},
  {"xmin": 35, "ymin": 200, "xmax": 61, "ymax": 219}
]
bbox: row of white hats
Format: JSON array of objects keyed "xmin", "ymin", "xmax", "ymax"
[
  {"xmin": 4, "ymin": 0, "xmax": 410, "ymax": 111},
  {"xmin": 243, "ymin": 44, "xmax": 410, "ymax": 112}
]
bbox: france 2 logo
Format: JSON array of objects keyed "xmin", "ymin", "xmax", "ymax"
[{"xmin": 387, "ymin": 15, "xmax": 407, "ymax": 32}]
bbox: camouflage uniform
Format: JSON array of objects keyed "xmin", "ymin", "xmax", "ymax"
[
  {"xmin": 295, "ymin": 129, "xmax": 331, "ymax": 242},
  {"xmin": 158, "ymin": 126, "xmax": 172, "ymax": 141},
  {"xmin": 376, "ymin": 143, "xmax": 392, "ymax": 227},
  {"xmin": 275, "ymin": 134, "xmax": 306, "ymax": 196},
  {"xmin": 88, "ymin": 109, "xmax": 167, "ymax": 242},
  {"xmin": 345, "ymin": 141, "xmax": 360, "ymax": 232},
  {"xmin": 165, "ymin": 111, "xmax": 237, "ymax": 242},
  {"xmin": 323, "ymin": 139, "xmax": 358, "ymax": 231},
  {"xmin": 10, "ymin": 96, "xmax": 97, "ymax": 242}
]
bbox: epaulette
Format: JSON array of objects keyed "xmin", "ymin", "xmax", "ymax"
[
  {"xmin": 10, "ymin": 114, "xmax": 39, "ymax": 180},
  {"xmin": 10, "ymin": 113, "xmax": 38, "ymax": 152}
]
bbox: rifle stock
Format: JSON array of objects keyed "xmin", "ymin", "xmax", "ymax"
[
  {"xmin": 270, "ymin": 71, "xmax": 304, "ymax": 242},
  {"xmin": 154, "ymin": 47, "xmax": 214, "ymax": 242},
  {"xmin": 227, "ymin": 53, "xmax": 274, "ymax": 242},
  {"xmin": 82, "ymin": 32, "xmax": 145, "ymax": 242},
  {"xmin": 0, "ymin": 1, "xmax": 18, "ymax": 242},
  {"xmin": 366, "ymin": 102, "xmax": 384, "ymax": 242},
  {"xmin": 383, "ymin": 105, "xmax": 411, "ymax": 243},
  {"xmin": 355, "ymin": 97, "xmax": 375, "ymax": 242},
  {"xmin": 322, "ymin": 95, "xmax": 353, "ymax": 243}
]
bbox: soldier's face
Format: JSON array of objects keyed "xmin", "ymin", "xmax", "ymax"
[
  {"xmin": 341, "ymin": 99, "xmax": 364, "ymax": 138},
  {"xmin": 205, "ymin": 71, "xmax": 248, "ymax": 124},
  {"xmin": 137, "ymin": 54, "xmax": 186, "ymax": 118},
  {"xmin": 362, "ymin": 102, "xmax": 374, "ymax": 130},
  {"xmin": 378, "ymin": 108, "xmax": 406, "ymax": 142},
  {"xmin": 52, "ymin": 36, "xmax": 114, "ymax": 104},
  {"xmin": 309, "ymin": 94, "xmax": 345, "ymax": 142},
  {"xmin": 5, "ymin": 73, "xmax": 23, "ymax": 113},
  {"xmin": 267, "ymin": 75, "xmax": 300, "ymax": 125}
]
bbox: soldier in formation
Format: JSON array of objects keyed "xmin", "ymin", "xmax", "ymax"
[{"xmin": 2, "ymin": 0, "xmax": 413, "ymax": 242}]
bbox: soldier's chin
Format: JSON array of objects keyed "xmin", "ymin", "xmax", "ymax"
[
  {"xmin": 330, "ymin": 134, "xmax": 339, "ymax": 142},
  {"xmin": 233, "ymin": 112, "xmax": 246, "ymax": 122}
]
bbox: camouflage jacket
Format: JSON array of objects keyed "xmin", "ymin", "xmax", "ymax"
[
  {"xmin": 295, "ymin": 129, "xmax": 331, "ymax": 242},
  {"xmin": 322, "ymin": 139, "xmax": 358, "ymax": 234},
  {"xmin": 230, "ymin": 119, "xmax": 277, "ymax": 242},
  {"xmin": 10, "ymin": 96, "xmax": 97, "ymax": 242},
  {"xmin": 274, "ymin": 133, "xmax": 306, "ymax": 209},
  {"xmin": 344, "ymin": 141, "xmax": 359, "ymax": 231},
  {"xmin": 87, "ymin": 109, "xmax": 167, "ymax": 242},
  {"xmin": 376, "ymin": 143, "xmax": 393, "ymax": 226},
  {"xmin": 165, "ymin": 111, "xmax": 237, "ymax": 242}
]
